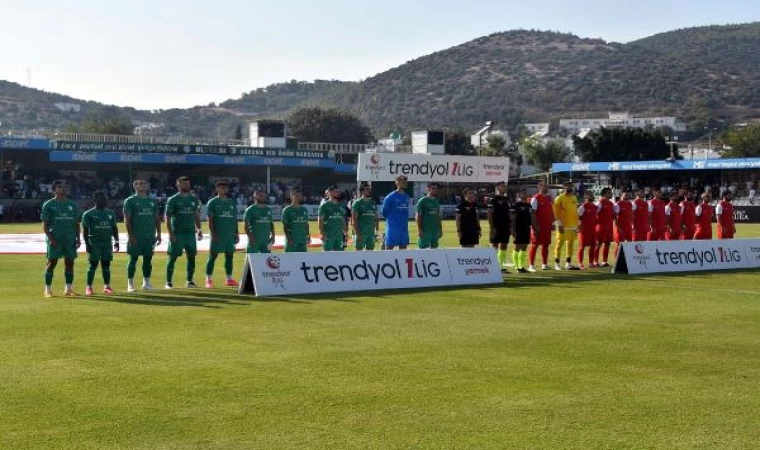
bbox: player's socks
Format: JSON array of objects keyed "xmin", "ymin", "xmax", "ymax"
[
  {"xmin": 44, "ymin": 270, "xmax": 54, "ymax": 286},
  {"xmin": 520, "ymin": 251, "xmax": 528, "ymax": 269},
  {"xmin": 206, "ymin": 253, "xmax": 217, "ymax": 276},
  {"xmin": 87, "ymin": 262, "xmax": 98, "ymax": 287},
  {"xmin": 65, "ymin": 283, "xmax": 72, "ymax": 291},
  {"xmin": 224, "ymin": 254, "xmax": 233, "ymax": 277},
  {"xmin": 577, "ymin": 249, "xmax": 584, "ymax": 266},
  {"xmin": 143, "ymin": 255, "xmax": 153, "ymax": 278},
  {"xmin": 102, "ymin": 261, "xmax": 111, "ymax": 286},
  {"xmin": 541, "ymin": 247, "xmax": 549, "ymax": 265},
  {"xmin": 528, "ymin": 246, "xmax": 538, "ymax": 266},
  {"xmin": 187, "ymin": 256, "xmax": 196, "ymax": 283},
  {"xmin": 127, "ymin": 255, "xmax": 138, "ymax": 280},
  {"xmin": 512, "ymin": 250, "xmax": 519, "ymax": 269},
  {"xmin": 588, "ymin": 246, "xmax": 595, "ymax": 266},
  {"xmin": 64, "ymin": 271, "xmax": 74, "ymax": 285},
  {"xmin": 127, "ymin": 279, "xmax": 136, "ymax": 292},
  {"xmin": 603, "ymin": 244, "xmax": 610, "ymax": 264},
  {"xmin": 497, "ymin": 250, "xmax": 506, "ymax": 267},
  {"xmin": 142, "ymin": 278, "xmax": 153, "ymax": 290},
  {"xmin": 166, "ymin": 256, "xmax": 177, "ymax": 284}
]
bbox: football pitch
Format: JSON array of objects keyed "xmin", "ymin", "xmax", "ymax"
[{"xmin": 1, "ymin": 222, "xmax": 759, "ymax": 449}]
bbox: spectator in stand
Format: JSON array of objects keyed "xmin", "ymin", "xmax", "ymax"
[{"xmin": 749, "ymin": 185, "xmax": 756, "ymax": 205}]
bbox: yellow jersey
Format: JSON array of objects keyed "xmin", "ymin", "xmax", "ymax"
[{"xmin": 554, "ymin": 194, "xmax": 580, "ymax": 230}]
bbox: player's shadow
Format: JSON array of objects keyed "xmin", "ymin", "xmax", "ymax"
[{"xmin": 85, "ymin": 294, "xmax": 223, "ymax": 308}]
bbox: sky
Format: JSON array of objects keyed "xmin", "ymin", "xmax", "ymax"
[{"xmin": 1, "ymin": 0, "xmax": 758, "ymax": 110}]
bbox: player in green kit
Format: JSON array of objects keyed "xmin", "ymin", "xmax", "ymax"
[
  {"xmin": 41, "ymin": 180, "xmax": 82, "ymax": 297},
  {"xmin": 416, "ymin": 182, "xmax": 443, "ymax": 249},
  {"xmin": 244, "ymin": 190, "xmax": 275, "ymax": 253},
  {"xmin": 282, "ymin": 190, "xmax": 311, "ymax": 252},
  {"xmin": 123, "ymin": 179, "xmax": 161, "ymax": 292},
  {"xmin": 351, "ymin": 183, "xmax": 379, "ymax": 251},
  {"xmin": 165, "ymin": 176, "xmax": 202, "ymax": 289},
  {"xmin": 318, "ymin": 185, "xmax": 347, "ymax": 251},
  {"xmin": 205, "ymin": 180, "xmax": 240, "ymax": 288},
  {"xmin": 82, "ymin": 191, "xmax": 120, "ymax": 296}
]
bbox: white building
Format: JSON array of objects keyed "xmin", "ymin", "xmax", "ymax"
[
  {"xmin": 134, "ymin": 123, "xmax": 166, "ymax": 136},
  {"xmin": 471, "ymin": 124, "xmax": 512, "ymax": 149},
  {"xmin": 524, "ymin": 123, "xmax": 550, "ymax": 134},
  {"xmin": 54, "ymin": 102, "xmax": 81, "ymax": 113},
  {"xmin": 559, "ymin": 112, "xmax": 686, "ymax": 133}
]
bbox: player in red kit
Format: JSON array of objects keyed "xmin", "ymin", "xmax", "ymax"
[
  {"xmin": 593, "ymin": 187, "xmax": 616, "ymax": 267},
  {"xmin": 716, "ymin": 192, "xmax": 736, "ymax": 239},
  {"xmin": 528, "ymin": 181, "xmax": 554, "ymax": 272},
  {"xmin": 614, "ymin": 190, "xmax": 633, "ymax": 257},
  {"xmin": 664, "ymin": 191, "xmax": 684, "ymax": 240},
  {"xmin": 694, "ymin": 193, "xmax": 714, "ymax": 240},
  {"xmin": 648, "ymin": 188, "xmax": 667, "ymax": 241},
  {"xmin": 632, "ymin": 189, "xmax": 649, "ymax": 242},
  {"xmin": 577, "ymin": 191, "xmax": 597, "ymax": 270},
  {"xmin": 680, "ymin": 189, "xmax": 696, "ymax": 240}
]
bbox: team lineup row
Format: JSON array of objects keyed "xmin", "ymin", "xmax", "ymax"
[{"xmin": 38, "ymin": 174, "xmax": 739, "ymax": 296}]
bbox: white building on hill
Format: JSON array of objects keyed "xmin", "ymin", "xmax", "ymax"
[{"xmin": 559, "ymin": 112, "xmax": 686, "ymax": 133}]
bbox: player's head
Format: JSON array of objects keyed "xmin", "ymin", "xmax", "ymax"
[
  {"xmin": 176, "ymin": 176, "xmax": 191, "ymax": 193},
  {"xmin": 600, "ymin": 187, "xmax": 612, "ymax": 199},
  {"xmin": 584, "ymin": 190, "xmax": 594, "ymax": 201},
  {"xmin": 326, "ymin": 185, "xmax": 341, "ymax": 200},
  {"xmin": 215, "ymin": 180, "xmax": 229, "ymax": 197},
  {"xmin": 52, "ymin": 180, "xmax": 66, "ymax": 197},
  {"xmin": 621, "ymin": 190, "xmax": 630, "ymax": 200},
  {"xmin": 360, "ymin": 184, "xmax": 372, "ymax": 198},
  {"xmin": 670, "ymin": 191, "xmax": 679, "ymax": 202},
  {"xmin": 133, "ymin": 179, "xmax": 149, "ymax": 194},
  {"xmin": 463, "ymin": 188, "xmax": 476, "ymax": 202},
  {"xmin": 563, "ymin": 181, "xmax": 574, "ymax": 194},
  {"xmin": 516, "ymin": 188, "xmax": 526, "ymax": 202},
  {"xmin": 290, "ymin": 189, "xmax": 302, "ymax": 204},
  {"xmin": 495, "ymin": 181, "xmax": 506, "ymax": 195},
  {"xmin": 702, "ymin": 192, "xmax": 711, "ymax": 203},
  {"xmin": 93, "ymin": 190, "xmax": 107, "ymax": 208},
  {"xmin": 635, "ymin": 188, "xmax": 644, "ymax": 198},
  {"xmin": 427, "ymin": 182, "xmax": 439, "ymax": 196},
  {"xmin": 253, "ymin": 190, "xmax": 267, "ymax": 204},
  {"xmin": 538, "ymin": 181, "xmax": 549, "ymax": 194},
  {"xmin": 395, "ymin": 175, "xmax": 408, "ymax": 190},
  {"xmin": 653, "ymin": 187, "xmax": 662, "ymax": 197},
  {"xmin": 679, "ymin": 186, "xmax": 688, "ymax": 197},
  {"xmin": 723, "ymin": 191, "xmax": 732, "ymax": 202}
]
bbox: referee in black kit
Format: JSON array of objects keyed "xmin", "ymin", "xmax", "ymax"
[
  {"xmin": 487, "ymin": 181, "xmax": 511, "ymax": 273},
  {"xmin": 511, "ymin": 188, "xmax": 533, "ymax": 273}
]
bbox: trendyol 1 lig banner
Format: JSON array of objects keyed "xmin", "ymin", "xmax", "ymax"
[
  {"xmin": 357, "ymin": 153, "xmax": 509, "ymax": 183},
  {"xmin": 614, "ymin": 239, "xmax": 760, "ymax": 275},
  {"xmin": 239, "ymin": 248, "xmax": 503, "ymax": 296}
]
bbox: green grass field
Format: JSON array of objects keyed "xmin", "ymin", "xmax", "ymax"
[{"xmin": 1, "ymin": 221, "xmax": 760, "ymax": 449}]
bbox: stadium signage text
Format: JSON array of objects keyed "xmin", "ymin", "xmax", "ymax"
[
  {"xmin": 614, "ymin": 239, "xmax": 760, "ymax": 274},
  {"xmin": 358, "ymin": 153, "xmax": 509, "ymax": 183},
  {"xmin": 552, "ymin": 157, "xmax": 760, "ymax": 173},
  {"xmin": 49, "ymin": 151, "xmax": 332, "ymax": 168},
  {"xmin": 239, "ymin": 248, "xmax": 502, "ymax": 296},
  {"xmin": 0, "ymin": 137, "xmax": 51, "ymax": 150},
  {"xmin": 53, "ymin": 141, "xmax": 330, "ymax": 158}
]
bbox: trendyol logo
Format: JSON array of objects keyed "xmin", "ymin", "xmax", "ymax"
[
  {"xmin": 364, "ymin": 154, "xmax": 386, "ymax": 179},
  {"xmin": 299, "ymin": 258, "xmax": 441, "ymax": 284},
  {"xmin": 388, "ymin": 160, "xmax": 475, "ymax": 179},
  {"xmin": 266, "ymin": 256, "xmax": 280, "ymax": 269},
  {"xmin": 635, "ymin": 244, "xmax": 645, "ymax": 254},
  {"xmin": 261, "ymin": 256, "xmax": 289, "ymax": 289},
  {"xmin": 370, "ymin": 154, "xmax": 381, "ymax": 164},
  {"xmin": 654, "ymin": 246, "xmax": 742, "ymax": 267},
  {"xmin": 456, "ymin": 257, "xmax": 493, "ymax": 276}
]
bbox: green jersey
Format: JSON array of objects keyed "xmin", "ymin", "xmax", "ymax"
[
  {"xmin": 165, "ymin": 193, "xmax": 200, "ymax": 234},
  {"xmin": 244, "ymin": 204, "xmax": 273, "ymax": 242},
  {"xmin": 351, "ymin": 197, "xmax": 377, "ymax": 234},
  {"xmin": 41, "ymin": 198, "xmax": 81, "ymax": 241},
  {"xmin": 123, "ymin": 195, "xmax": 159, "ymax": 238},
  {"xmin": 282, "ymin": 205, "xmax": 309, "ymax": 245},
  {"xmin": 319, "ymin": 201, "xmax": 345, "ymax": 238},
  {"xmin": 416, "ymin": 196, "xmax": 441, "ymax": 234},
  {"xmin": 82, "ymin": 208, "xmax": 117, "ymax": 245},
  {"xmin": 206, "ymin": 196, "xmax": 238, "ymax": 238}
]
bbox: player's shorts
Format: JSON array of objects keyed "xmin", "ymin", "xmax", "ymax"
[
  {"xmin": 246, "ymin": 242, "xmax": 271, "ymax": 254},
  {"xmin": 595, "ymin": 226, "xmax": 614, "ymax": 243},
  {"xmin": 168, "ymin": 234, "xmax": 197, "ymax": 257},
  {"xmin": 647, "ymin": 229, "xmax": 666, "ymax": 242},
  {"xmin": 578, "ymin": 232, "xmax": 596, "ymax": 247},
  {"xmin": 665, "ymin": 231, "xmax": 681, "ymax": 241},
  {"xmin": 354, "ymin": 232, "xmax": 376, "ymax": 251},
  {"xmin": 490, "ymin": 223, "xmax": 511, "ymax": 244},
  {"xmin": 513, "ymin": 227, "xmax": 531, "ymax": 245},
  {"xmin": 633, "ymin": 228, "xmax": 648, "ymax": 242},
  {"xmin": 323, "ymin": 236, "xmax": 345, "ymax": 251},
  {"xmin": 46, "ymin": 238, "xmax": 77, "ymax": 260},
  {"xmin": 614, "ymin": 226, "xmax": 632, "ymax": 243},
  {"xmin": 717, "ymin": 226, "xmax": 734, "ymax": 239},
  {"xmin": 530, "ymin": 226, "xmax": 552, "ymax": 246},
  {"xmin": 285, "ymin": 241, "xmax": 308, "ymax": 253},
  {"xmin": 210, "ymin": 238, "xmax": 236, "ymax": 254},
  {"xmin": 127, "ymin": 236, "xmax": 155, "ymax": 257},
  {"xmin": 555, "ymin": 229, "xmax": 578, "ymax": 243},
  {"xmin": 417, "ymin": 232, "xmax": 439, "ymax": 249},
  {"xmin": 681, "ymin": 227, "xmax": 695, "ymax": 240},
  {"xmin": 459, "ymin": 232, "xmax": 479, "ymax": 247},
  {"xmin": 385, "ymin": 230, "xmax": 410, "ymax": 248},
  {"xmin": 88, "ymin": 243, "xmax": 113, "ymax": 262}
]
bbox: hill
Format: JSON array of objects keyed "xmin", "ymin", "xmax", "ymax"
[{"xmin": 2, "ymin": 23, "xmax": 760, "ymax": 137}]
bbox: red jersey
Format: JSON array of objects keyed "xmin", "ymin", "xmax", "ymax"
[
  {"xmin": 694, "ymin": 202, "xmax": 713, "ymax": 240},
  {"xmin": 665, "ymin": 201, "xmax": 683, "ymax": 240},
  {"xmin": 530, "ymin": 194, "xmax": 554, "ymax": 225},
  {"xmin": 595, "ymin": 198, "xmax": 615, "ymax": 243},
  {"xmin": 578, "ymin": 201, "xmax": 597, "ymax": 247},
  {"xmin": 614, "ymin": 200, "xmax": 633, "ymax": 242},
  {"xmin": 648, "ymin": 198, "xmax": 667, "ymax": 241},
  {"xmin": 632, "ymin": 198, "xmax": 649, "ymax": 241},
  {"xmin": 716, "ymin": 200, "xmax": 735, "ymax": 239},
  {"xmin": 680, "ymin": 199, "xmax": 696, "ymax": 240}
]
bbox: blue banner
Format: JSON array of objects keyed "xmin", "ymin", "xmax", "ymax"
[
  {"xmin": 552, "ymin": 157, "xmax": 760, "ymax": 173},
  {"xmin": 335, "ymin": 163, "xmax": 358, "ymax": 173},
  {"xmin": 48, "ymin": 151, "xmax": 335, "ymax": 168},
  {"xmin": 0, "ymin": 137, "xmax": 50, "ymax": 150}
]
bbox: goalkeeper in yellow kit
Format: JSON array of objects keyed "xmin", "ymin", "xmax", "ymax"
[{"xmin": 553, "ymin": 181, "xmax": 581, "ymax": 270}]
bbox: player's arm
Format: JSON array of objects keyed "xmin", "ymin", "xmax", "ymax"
[
  {"xmin": 415, "ymin": 201, "xmax": 423, "ymax": 237},
  {"xmin": 486, "ymin": 199, "xmax": 494, "ymax": 234},
  {"xmin": 530, "ymin": 197, "xmax": 540, "ymax": 234},
  {"xmin": 41, "ymin": 205, "xmax": 58, "ymax": 248},
  {"xmin": 207, "ymin": 206, "xmax": 217, "ymax": 242},
  {"xmin": 554, "ymin": 198, "xmax": 564, "ymax": 233},
  {"xmin": 381, "ymin": 195, "xmax": 392, "ymax": 219},
  {"xmin": 75, "ymin": 214, "xmax": 82, "ymax": 249},
  {"xmin": 112, "ymin": 216, "xmax": 120, "ymax": 252},
  {"xmin": 455, "ymin": 210, "xmax": 462, "ymax": 238},
  {"xmin": 234, "ymin": 209, "xmax": 241, "ymax": 244},
  {"xmin": 124, "ymin": 200, "xmax": 135, "ymax": 246},
  {"xmin": 154, "ymin": 206, "xmax": 162, "ymax": 245},
  {"xmin": 577, "ymin": 205, "xmax": 585, "ymax": 228},
  {"xmin": 194, "ymin": 201, "xmax": 202, "ymax": 240},
  {"xmin": 282, "ymin": 211, "xmax": 292, "ymax": 242},
  {"xmin": 647, "ymin": 200, "xmax": 655, "ymax": 230},
  {"xmin": 269, "ymin": 218, "xmax": 275, "ymax": 245},
  {"xmin": 165, "ymin": 199, "xmax": 176, "ymax": 242},
  {"xmin": 81, "ymin": 214, "xmax": 91, "ymax": 252},
  {"xmin": 317, "ymin": 205, "xmax": 325, "ymax": 239}
]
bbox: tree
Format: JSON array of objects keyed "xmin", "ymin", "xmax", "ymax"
[
  {"xmin": 722, "ymin": 124, "xmax": 760, "ymax": 158},
  {"xmin": 234, "ymin": 124, "xmax": 244, "ymax": 141},
  {"xmin": 572, "ymin": 127, "xmax": 676, "ymax": 162},
  {"xmin": 521, "ymin": 137, "xmax": 567, "ymax": 172},
  {"xmin": 445, "ymin": 130, "xmax": 475, "ymax": 155},
  {"xmin": 66, "ymin": 114, "xmax": 134, "ymax": 135},
  {"xmin": 287, "ymin": 107, "xmax": 374, "ymax": 144},
  {"xmin": 480, "ymin": 134, "xmax": 508, "ymax": 156}
]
